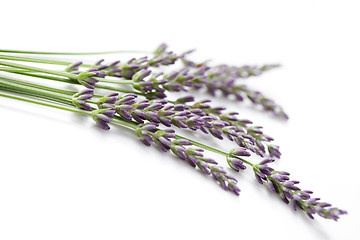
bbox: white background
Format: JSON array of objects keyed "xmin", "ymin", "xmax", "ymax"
[{"xmin": 0, "ymin": 1, "xmax": 359, "ymax": 239}]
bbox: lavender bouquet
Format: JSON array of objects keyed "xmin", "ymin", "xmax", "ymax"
[{"xmin": 0, "ymin": 44, "xmax": 347, "ymax": 221}]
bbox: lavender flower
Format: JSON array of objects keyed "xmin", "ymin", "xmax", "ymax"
[
  {"xmin": 72, "ymin": 88, "xmax": 94, "ymax": 111},
  {"xmin": 135, "ymin": 123, "xmax": 240, "ymax": 195},
  {"xmin": 97, "ymin": 92, "xmax": 119, "ymax": 109},
  {"xmin": 132, "ymin": 70, "xmax": 168, "ymax": 99},
  {"xmin": 150, "ymin": 43, "xmax": 191, "ymax": 67},
  {"xmin": 76, "ymin": 71, "xmax": 100, "ymax": 89},
  {"xmin": 187, "ymin": 98, "xmax": 280, "ymax": 158},
  {"xmin": 112, "ymin": 94, "xmax": 280, "ymax": 162},
  {"xmin": 180, "ymin": 49, "xmax": 287, "ymax": 119},
  {"xmin": 252, "ymin": 161, "xmax": 347, "ymax": 220},
  {"xmin": 227, "ymin": 148, "xmax": 251, "ymax": 172},
  {"xmin": 65, "ymin": 61, "xmax": 82, "ymax": 73},
  {"xmin": 91, "ymin": 108, "xmax": 116, "ymax": 130}
]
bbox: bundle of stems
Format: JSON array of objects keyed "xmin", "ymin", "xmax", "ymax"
[{"xmin": 0, "ymin": 44, "xmax": 346, "ymax": 221}]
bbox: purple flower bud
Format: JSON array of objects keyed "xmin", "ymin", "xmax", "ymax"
[
  {"xmin": 159, "ymin": 117, "xmax": 172, "ymax": 127},
  {"xmin": 109, "ymin": 60, "xmax": 120, "ymax": 67},
  {"xmin": 77, "ymin": 94, "xmax": 93, "ymax": 100},
  {"xmin": 172, "ymin": 139, "xmax": 192, "ymax": 145},
  {"xmin": 171, "ymin": 145, "xmax": 187, "ymax": 159},
  {"xmin": 91, "ymin": 111, "xmax": 112, "ymax": 130},
  {"xmin": 145, "ymin": 111, "xmax": 160, "ymax": 123},
  {"xmin": 132, "ymin": 69, "xmax": 152, "ymax": 82},
  {"xmin": 77, "ymin": 88, "xmax": 94, "ymax": 96},
  {"xmin": 255, "ymin": 172, "xmax": 264, "ymax": 184},
  {"xmin": 268, "ymin": 181, "xmax": 278, "ymax": 192},
  {"xmin": 231, "ymin": 147, "xmax": 251, "ymax": 157},
  {"xmin": 115, "ymin": 105, "xmax": 133, "ymax": 120},
  {"xmin": 201, "ymin": 158, "xmax": 217, "ymax": 164},
  {"xmin": 172, "ymin": 116, "xmax": 188, "ymax": 128},
  {"xmin": 156, "ymin": 137, "xmax": 171, "ymax": 152},
  {"xmin": 196, "ymin": 161, "xmax": 211, "ymax": 175},
  {"xmin": 164, "ymin": 83, "xmax": 182, "ymax": 92},
  {"xmin": 186, "ymin": 155, "xmax": 197, "ymax": 168},
  {"xmin": 210, "ymin": 165, "xmax": 227, "ymax": 175},
  {"xmin": 211, "ymin": 120, "xmax": 226, "ymax": 128},
  {"xmin": 228, "ymin": 158, "xmax": 246, "ymax": 172},
  {"xmin": 268, "ymin": 144, "xmax": 281, "ymax": 158},
  {"xmin": 259, "ymin": 158, "xmax": 275, "ymax": 165},
  {"xmin": 271, "ymin": 173, "xmax": 290, "ymax": 182},
  {"xmin": 65, "ymin": 61, "xmax": 83, "ymax": 72},
  {"xmin": 96, "ymin": 114, "xmax": 111, "ymax": 123},
  {"xmin": 94, "ymin": 119, "xmax": 110, "ymax": 130},
  {"xmin": 283, "ymin": 181, "xmax": 300, "ymax": 191},
  {"xmin": 228, "ymin": 180, "xmax": 241, "ymax": 195},
  {"xmin": 142, "ymin": 124, "xmax": 157, "ymax": 132},
  {"xmin": 175, "ymin": 96, "xmax": 195, "ymax": 104},
  {"xmin": 259, "ymin": 165, "xmax": 274, "ymax": 175},
  {"xmin": 209, "ymin": 128, "xmax": 223, "ymax": 139}
]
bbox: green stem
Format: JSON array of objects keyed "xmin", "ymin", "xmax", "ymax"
[
  {"xmin": 0, "ymin": 91, "xmax": 87, "ymax": 115},
  {"xmin": 0, "ymin": 56, "xmax": 136, "ymax": 87},
  {"xmin": 94, "ymin": 77, "xmax": 133, "ymax": 85},
  {"xmin": 0, "ymin": 64, "xmax": 136, "ymax": 89},
  {"xmin": 0, "ymin": 49, "xmax": 151, "ymax": 55},
  {"xmin": 0, "ymin": 67, "xmax": 76, "ymax": 83},
  {"xmin": 0, "ymin": 81, "xmax": 73, "ymax": 105},
  {"xmin": 174, "ymin": 134, "xmax": 254, "ymax": 166},
  {"xmin": 94, "ymin": 84, "xmax": 144, "ymax": 95},
  {"xmin": 0, "ymin": 54, "xmax": 82, "ymax": 67},
  {"xmin": 0, "ymin": 67, "xmax": 144, "ymax": 95},
  {"xmin": 0, "ymin": 76, "xmax": 76, "ymax": 96},
  {"xmin": 112, "ymin": 117, "xmax": 138, "ymax": 129},
  {"xmin": 0, "ymin": 85, "xmax": 72, "ymax": 106},
  {"xmin": 0, "ymin": 60, "xmax": 77, "ymax": 80}
]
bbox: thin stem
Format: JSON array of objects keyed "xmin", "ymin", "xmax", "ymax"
[
  {"xmin": 0, "ymin": 49, "xmax": 151, "ymax": 55},
  {"xmin": 0, "ymin": 91, "xmax": 88, "ymax": 115},
  {"xmin": 0, "ymin": 63, "xmax": 133, "ymax": 84},
  {"xmin": 0, "ymin": 85, "xmax": 72, "ymax": 106},
  {"xmin": 95, "ymin": 84, "xmax": 144, "ymax": 95},
  {"xmin": 94, "ymin": 77, "xmax": 133, "ymax": 85},
  {"xmin": 0, "ymin": 60, "xmax": 77, "ymax": 80},
  {"xmin": 0, "ymin": 81, "xmax": 73, "ymax": 105},
  {"xmin": 112, "ymin": 117, "xmax": 138, "ymax": 129},
  {"xmin": 0, "ymin": 68, "xmax": 144, "ymax": 95},
  {"xmin": 0, "ymin": 67, "xmax": 76, "ymax": 83},
  {"xmin": 0, "ymin": 76, "xmax": 76, "ymax": 95},
  {"xmin": 0, "ymin": 54, "xmax": 94, "ymax": 68},
  {"xmin": 175, "ymin": 134, "xmax": 254, "ymax": 167},
  {"xmin": 0, "ymin": 54, "xmax": 73, "ymax": 66}
]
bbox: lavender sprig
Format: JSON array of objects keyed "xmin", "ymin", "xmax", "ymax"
[
  {"xmin": 110, "ymin": 93, "xmax": 279, "ymax": 160},
  {"xmin": 185, "ymin": 97, "xmax": 280, "ymax": 158},
  {"xmin": 135, "ymin": 123, "xmax": 240, "ymax": 195},
  {"xmin": 163, "ymin": 44, "xmax": 287, "ymax": 119},
  {"xmin": 251, "ymin": 159, "xmax": 347, "ymax": 220}
]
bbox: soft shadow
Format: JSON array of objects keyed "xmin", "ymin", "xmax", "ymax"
[{"xmin": 0, "ymin": 102, "xmax": 76, "ymax": 126}]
